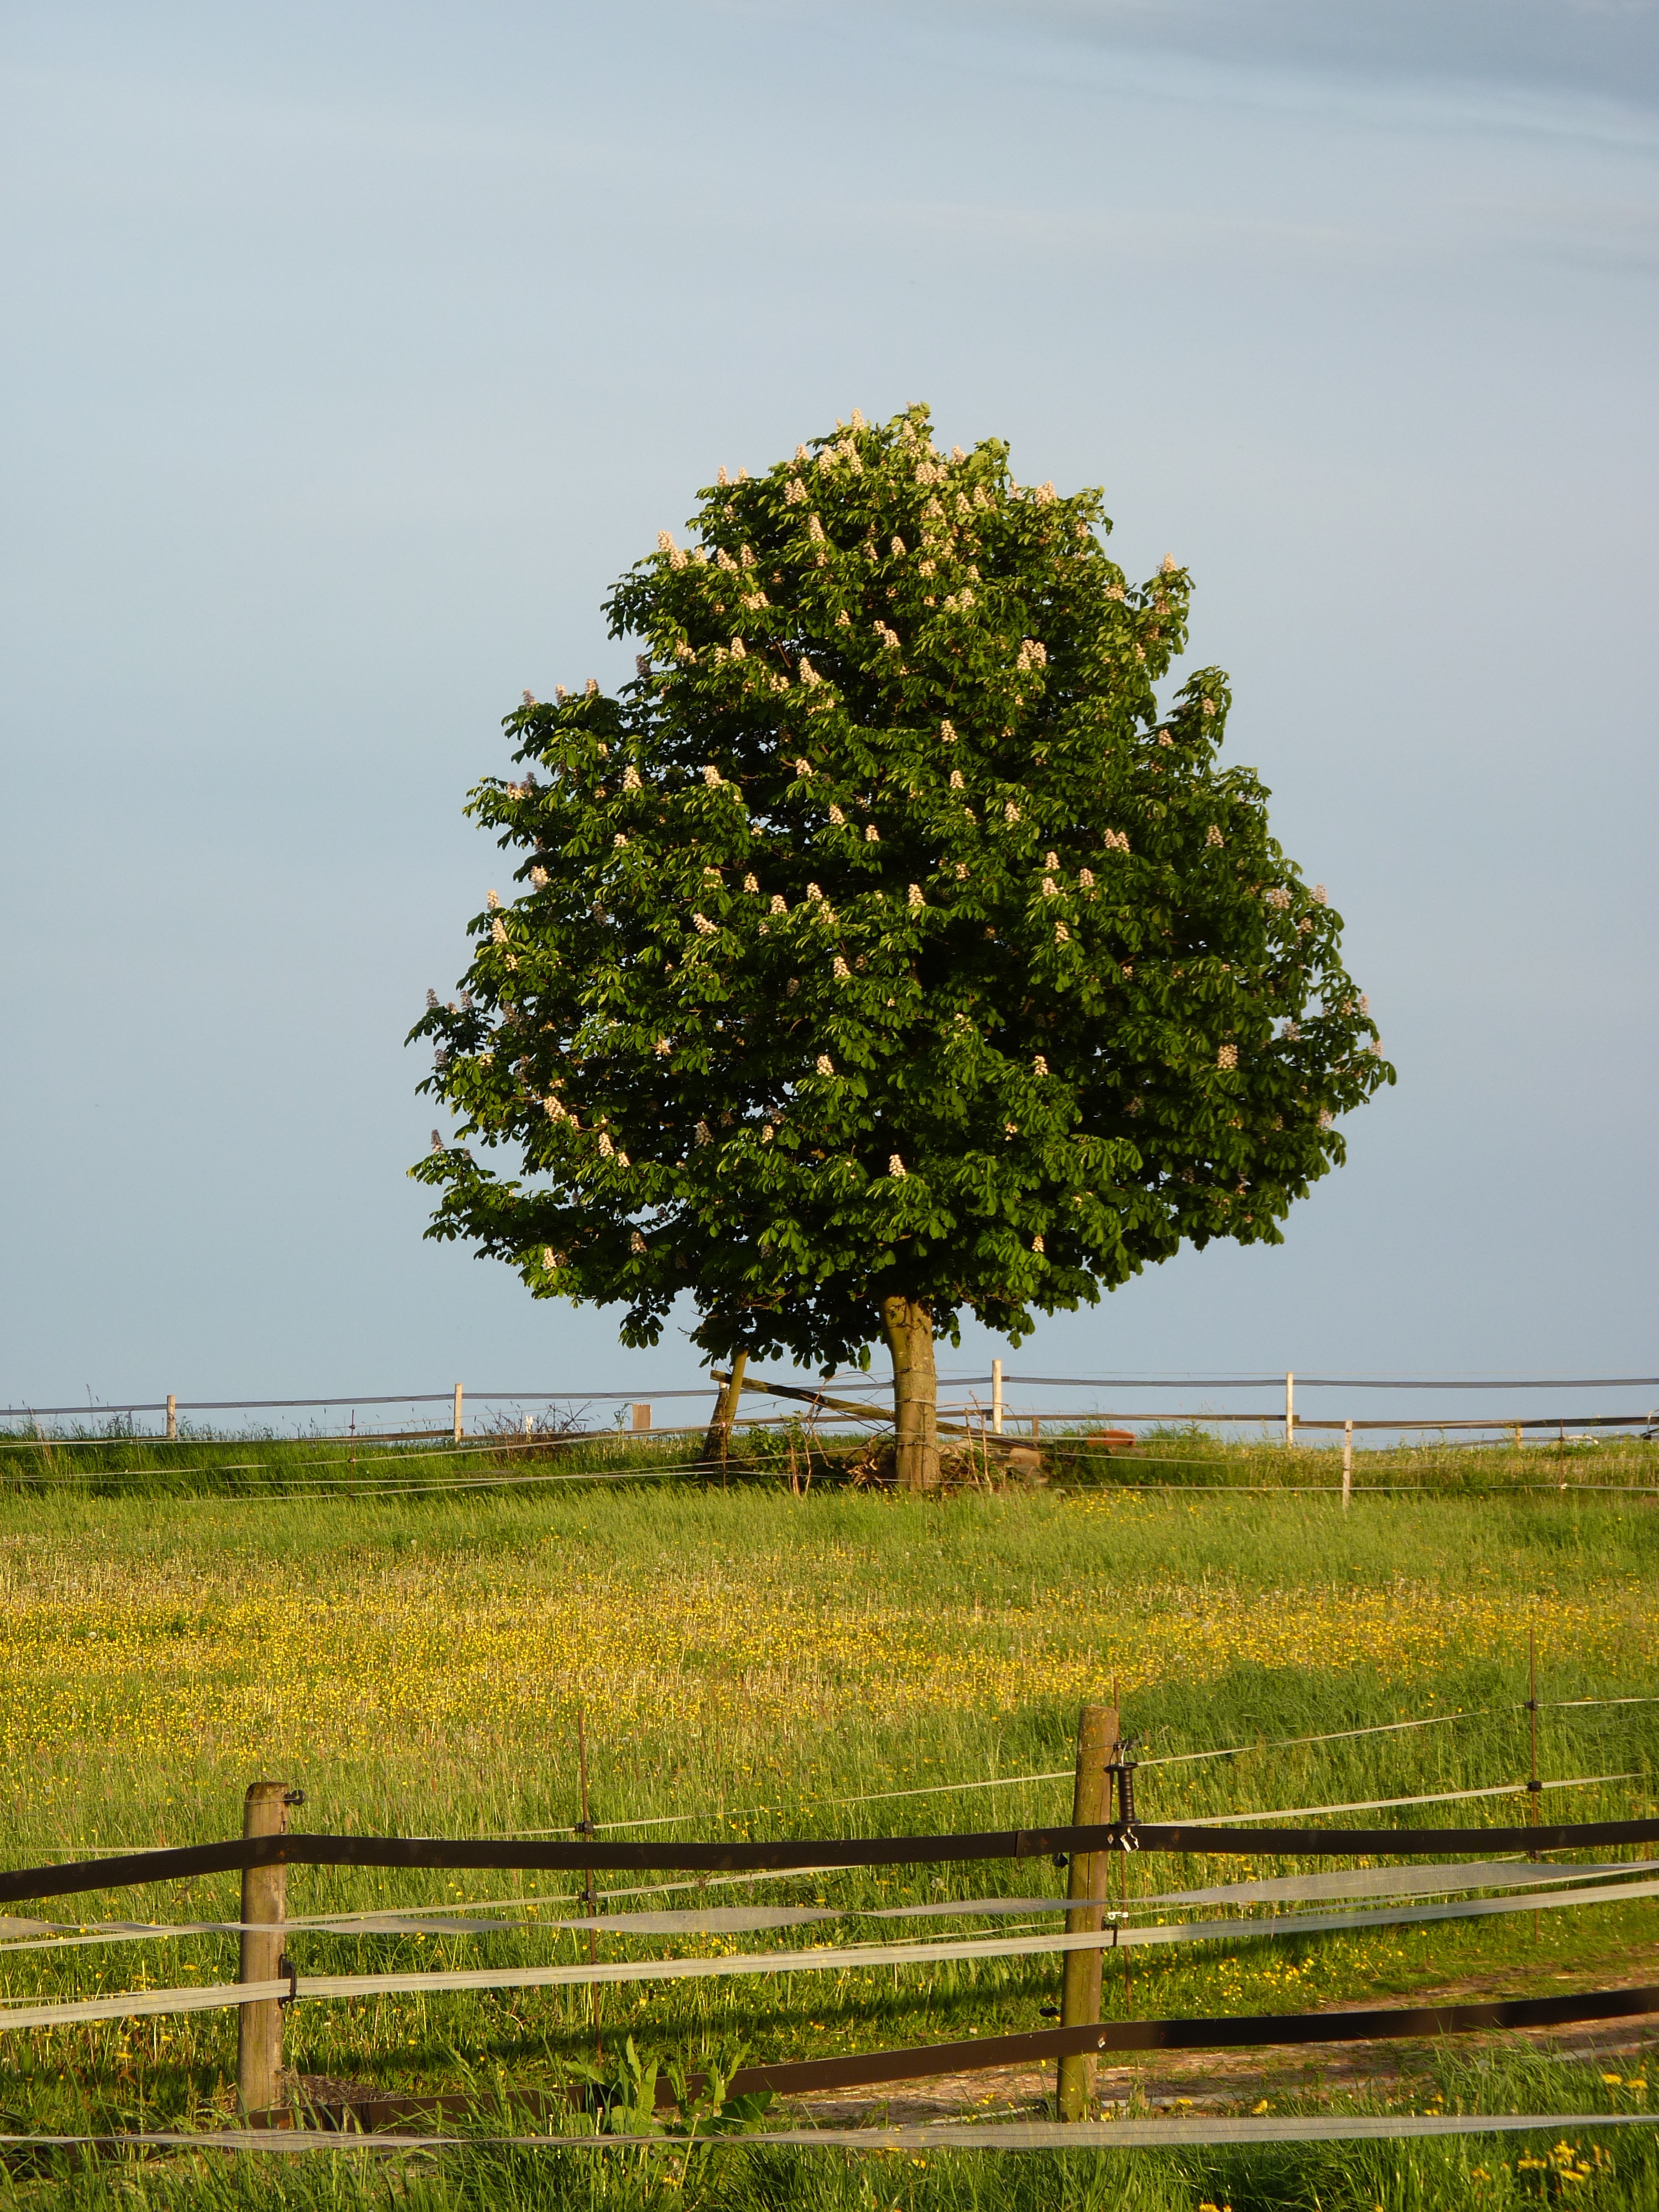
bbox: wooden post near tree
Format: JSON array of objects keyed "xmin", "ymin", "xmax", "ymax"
[
  {"xmin": 1056, "ymin": 1703, "xmax": 1116, "ymax": 2121},
  {"xmin": 237, "ymin": 1780, "xmax": 295, "ymax": 2114},
  {"xmin": 452, "ymin": 1384, "xmax": 464, "ymax": 1443},
  {"xmin": 881, "ymin": 1295, "xmax": 940, "ymax": 1489},
  {"xmin": 702, "ymin": 1353, "xmax": 748, "ymax": 1467},
  {"xmin": 165, "ymin": 1395, "xmax": 177, "ymax": 1442}
]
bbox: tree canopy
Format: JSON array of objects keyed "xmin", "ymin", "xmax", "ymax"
[{"xmin": 410, "ymin": 403, "xmax": 1392, "ymax": 1479}]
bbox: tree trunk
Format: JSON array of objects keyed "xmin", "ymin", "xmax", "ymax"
[
  {"xmin": 701, "ymin": 1350, "xmax": 748, "ymax": 1468},
  {"xmin": 881, "ymin": 1296, "xmax": 940, "ymax": 1491}
]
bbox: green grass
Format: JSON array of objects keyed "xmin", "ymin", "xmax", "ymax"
[
  {"xmin": 2, "ymin": 1449, "xmax": 1657, "ymax": 2205},
  {"xmin": 6, "ymin": 2056, "xmax": 1659, "ymax": 2212}
]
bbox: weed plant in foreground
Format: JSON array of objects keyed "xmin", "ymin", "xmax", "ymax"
[{"xmin": 0, "ymin": 1471, "xmax": 1656, "ymax": 2206}]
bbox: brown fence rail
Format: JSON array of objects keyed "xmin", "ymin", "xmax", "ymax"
[{"xmin": 9, "ymin": 1815, "xmax": 1659, "ymax": 1908}]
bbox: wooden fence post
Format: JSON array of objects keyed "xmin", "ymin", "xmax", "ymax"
[
  {"xmin": 1342, "ymin": 1420, "xmax": 1353, "ymax": 1510},
  {"xmin": 1056, "ymin": 1703, "xmax": 1116, "ymax": 2121},
  {"xmin": 452, "ymin": 1384, "xmax": 463, "ymax": 1444},
  {"xmin": 165, "ymin": 1395, "xmax": 176, "ymax": 1442},
  {"xmin": 1285, "ymin": 1370, "xmax": 1295, "ymax": 1448},
  {"xmin": 631, "ymin": 1402, "xmax": 652, "ymax": 1432},
  {"xmin": 991, "ymin": 1360, "xmax": 1004, "ymax": 1437},
  {"xmin": 237, "ymin": 1780, "xmax": 295, "ymax": 2114}
]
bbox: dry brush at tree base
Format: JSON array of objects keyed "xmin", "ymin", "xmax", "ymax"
[{"xmin": 410, "ymin": 405, "xmax": 1391, "ymax": 1489}]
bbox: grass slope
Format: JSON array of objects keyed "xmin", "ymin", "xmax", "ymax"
[{"xmin": 1, "ymin": 1439, "xmax": 1656, "ymax": 2207}]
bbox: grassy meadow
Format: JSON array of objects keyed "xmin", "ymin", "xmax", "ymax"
[{"xmin": 2, "ymin": 1425, "xmax": 1657, "ymax": 2208}]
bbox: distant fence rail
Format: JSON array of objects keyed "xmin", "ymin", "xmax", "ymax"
[{"xmin": 6, "ymin": 1367, "xmax": 1658, "ymax": 1453}]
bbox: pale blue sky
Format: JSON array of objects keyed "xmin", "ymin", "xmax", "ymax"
[{"xmin": 3, "ymin": 1, "xmax": 1656, "ymax": 1423}]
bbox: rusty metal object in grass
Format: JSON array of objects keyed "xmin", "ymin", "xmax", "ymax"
[{"xmin": 1086, "ymin": 1429, "xmax": 1138, "ymax": 1455}]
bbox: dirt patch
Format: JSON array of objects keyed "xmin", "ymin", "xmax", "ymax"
[{"xmin": 780, "ymin": 1953, "xmax": 1659, "ymax": 2126}]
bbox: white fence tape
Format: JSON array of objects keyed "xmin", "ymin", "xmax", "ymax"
[
  {"xmin": 1149, "ymin": 1858, "xmax": 1655, "ymax": 1907},
  {"xmin": 1193, "ymin": 1772, "xmax": 1638, "ymax": 1825},
  {"xmin": 4, "ymin": 2112, "xmax": 1659, "ymax": 2154},
  {"xmin": 0, "ymin": 1897, "xmax": 1078, "ymax": 1957},
  {"xmin": 7, "ymin": 1874, "xmax": 1659, "ymax": 2037},
  {"xmin": 9, "ymin": 1857, "xmax": 1654, "ymax": 1959}
]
